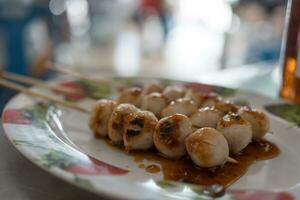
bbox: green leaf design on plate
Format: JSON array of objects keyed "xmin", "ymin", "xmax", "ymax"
[
  {"xmin": 74, "ymin": 176, "xmax": 94, "ymax": 189},
  {"xmin": 155, "ymin": 180, "xmax": 227, "ymax": 199},
  {"xmin": 23, "ymin": 102, "xmax": 54, "ymax": 129},
  {"xmin": 265, "ymin": 104, "xmax": 300, "ymax": 126},
  {"xmin": 79, "ymin": 79, "xmax": 111, "ymax": 99},
  {"xmin": 38, "ymin": 149, "xmax": 76, "ymax": 169},
  {"xmin": 12, "ymin": 139, "xmax": 48, "ymax": 150},
  {"xmin": 214, "ymin": 87, "xmax": 237, "ymax": 97}
]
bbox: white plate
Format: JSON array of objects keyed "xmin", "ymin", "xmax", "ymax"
[{"xmin": 2, "ymin": 77, "xmax": 299, "ymax": 200}]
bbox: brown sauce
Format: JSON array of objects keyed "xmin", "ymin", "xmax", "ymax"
[{"xmin": 105, "ymin": 139, "xmax": 279, "ymax": 187}]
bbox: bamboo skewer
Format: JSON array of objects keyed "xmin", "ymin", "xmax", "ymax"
[
  {"xmin": 0, "ymin": 72, "xmax": 82, "ymax": 96},
  {"xmin": 47, "ymin": 63, "xmax": 121, "ymax": 87},
  {"xmin": 226, "ymin": 157, "xmax": 239, "ymax": 164},
  {"xmin": 0, "ymin": 78, "xmax": 90, "ymax": 114}
]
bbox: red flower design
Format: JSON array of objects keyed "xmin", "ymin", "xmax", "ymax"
[
  {"xmin": 229, "ymin": 189, "xmax": 294, "ymax": 200},
  {"xmin": 2, "ymin": 109, "xmax": 32, "ymax": 125},
  {"xmin": 53, "ymin": 81, "xmax": 86, "ymax": 101}
]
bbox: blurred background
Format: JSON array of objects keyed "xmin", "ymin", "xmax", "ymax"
[{"xmin": 0, "ymin": 0, "xmax": 287, "ymax": 109}]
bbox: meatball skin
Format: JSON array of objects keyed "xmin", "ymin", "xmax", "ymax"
[
  {"xmin": 162, "ymin": 86, "xmax": 185, "ymax": 102},
  {"xmin": 108, "ymin": 104, "xmax": 139, "ymax": 144},
  {"xmin": 200, "ymin": 93, "xmax": 222, "ymax": 108},
  {"xmin": 213, "ymin": 101, "xmax": 239, "ymax": 115},
  {"xmin": 89, "ymin": 99, "xmax": 116, "ymax": 137},
  {"xmin": 190, "ymin": 107, "xmax": 221, "ymax": 129},
  {"xmin": 153, "ymin": 114, "xmax": 192, "ymax": 159},
  {"xmin": 123, "ymin": 110, "xmax": 158, "ymax": 150},
  {"xmin": 238, "ymin": 106, "xmax": 270, "ymax": 140},
  {"xmin": 186, "ymin": 127, "xmax": 229, "ymax": 168},
  {"xmin": 141, "ymin": 92, "xmax": 168, "ymax": 117},
  {"xmin": 116, "ymin": 87, "xmax": 142, "ymax": 107},
  {"xmin": 161, "ymin": 98, "xmax": 197, "ymax": 118},
  {"xmin": 217, "ymin": 113, "xmax": 252, "ymax": 154}
]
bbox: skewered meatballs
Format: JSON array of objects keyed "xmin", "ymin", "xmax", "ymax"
[
  {"xmin": 141, "ymin": 92, "xmax": 168, "ymax": 117},
  {"xmin": 161, "ymin": 98, "xmax": 197, "ymax": 118},
  {"xmin": 153, "ymin": 114, "xmax": 192, "ymax": 159},
  {"xmin": 238, "ymin": 106, "xmax": 270, "ymax": 140},
  {"xmin": 186, "ymin": 127, "xmax": 229, "ymax": 168},
  {"xmin": 190, "ymin": 107, "xmax": 221, "ymax": 130},
  {"xmin": 89, "ymin": 99, "xmax": 117, "ymax": 137},
  {"xmin": 116, "ymin": 87, "xmax": 142, "ymax": 107},
  {"xmin": 108, "ymin": 104, "xmax": 139, "ymax": 144},
  {"xmin": 123, "ymin": 110, "xmax": 158, "ymax": 151},
  {"xmin": 217, "ymin": 113, "xmax": 252, "ymax": 154},
  {"xmin": 162, "ymin": 86, "xmax": 185, "ymax": 102}
]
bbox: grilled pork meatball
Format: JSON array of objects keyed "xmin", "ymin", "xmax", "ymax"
[
  {"xmin": 116, "ymin": 87, "xmax": 142, "ymax": 107},
  {"xmin": 186, "ymin": 127, "xmax": 229, "ymax": 168},
  {"xmin": 153, "ymin": 114, "xmax": 192, "ymax": 159},
  {"xmin": 200, "ymin": 93, "xmax": 222, "ymax": 108},
  {"xmin": 184, "ymin": 89, "xmax": 205, "ymax": 107},
  {"xmin": 213, "ymin": 101, "xmax": 239, "ymax": 115},
  {"xmin": 141, "ymin": 82, "xmax": 163, "ymax": 97},
  {"xmin": 238, "ymin": 106, "xmax": 270, "ymax": 140},
  {"xmin": 162, "ymin": 86, "xmax": 185, "ymax": 102},
  {"xmin": 190, "ymin": 107, "xmax": 221, "ymax": 130},
  {"xmin": 141, "ymin": 92, "xmax": 168, "ymax": 117},
  {"xmin": 123, "ymin": 111, "xmax": 158, "ymax": 151},
  {"xmin": 89, "ymin": 99, "xmax": 117, "ymax": 137},
  {"xmin": 161, "ymin": 98, "xmax": 197, "ymax": 118},
  {"xmin": 108, "ymin": 104, "xmax": 139, "ymax": 144},
  {"xmin": 217, "ymin": 113, "xmax": 252, "ymax": 154}
]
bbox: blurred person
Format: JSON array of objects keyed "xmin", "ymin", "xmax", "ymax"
[{"xmin": 133, "ymin": 0, "xmax": 173, "ymax": 40}]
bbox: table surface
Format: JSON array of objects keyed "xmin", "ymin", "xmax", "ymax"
[{"xmin": 0, "ymin": 63, "xmax": 280, "ymax": 200}]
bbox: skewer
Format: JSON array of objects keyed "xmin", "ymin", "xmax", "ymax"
[
  {"xmin": 0, "ymin": 71, "xmax": 82, "ymax": 96},
  {"xmin": 47, "ymin": 62, "xmax": 121, "ymax": 87},
  {"xmin": 226, "ymin": 157, "xmax": 239, "ymax": 164},
  {"xmin": 0, "ymin": 78, "xmax": 90, "ymax": 114}
]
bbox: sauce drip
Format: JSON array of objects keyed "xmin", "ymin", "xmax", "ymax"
[{"xmin": 106, "ymin": 140, "xmax": 279, "ymax": 187}]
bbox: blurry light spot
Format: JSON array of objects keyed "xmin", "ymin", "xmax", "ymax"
[
  {"xmin": 178, "ymin": 0, "xmax": 233, "ymax": 32},
  {"xmin": 66, "ymin": 0, "xmax": 90, "ymax": 37},
  {"xmin": 49, "ymin": 0, "xmax": 66, "ymax": 15},
  {"xmin": 66, "ymin": 0, "xmax": 88, "ymax": 20},
  {"xmin": 114, "ymin": 29, "xmax": 141, "ymax": 76}
]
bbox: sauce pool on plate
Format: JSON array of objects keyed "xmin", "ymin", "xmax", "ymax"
[{"xmin": 107, "ymin": 139, "xmax": 279, "ymax": 187}]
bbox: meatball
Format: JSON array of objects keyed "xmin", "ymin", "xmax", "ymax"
[
  {"xmin": 116, "ymin": 87, "xmax": 142, "ymax": 107},
  {"xmin": 141, "ymin": 82, "xmax": 163, "ymax": 97},
  {"xmin": 89, "ymin": 99, "xmax": 116, "ymax": 137},
  {"xmin": 161, "ymin": 98, "xmax": 197, "ymax": 118},
  {"xmin": 200, "ymin": 93, "xmax": 222, "ymax": 108},
  {"xmin": 217, "ymin": 113, "xmax": 252, "ymax": 154},
  {"xmin": 123, "ymin": 110, "xmax": 158, "ymax": 151},
  {"xmin": 184, "ymin": 89, "xmax": 205, "ymax": 107},
  {"xmin": 238, "ymin": 106, "xmax": 270, "ymax": 140},
  {"xmin": 186, "ymin": 127, "xmax": 229, "ymax": 168},
  {"xmin": 108, "ymin": 104, "xmax": 139, "ymax": 144},
  {"xmin": 162, "ymin": 86, "xmax": 185, "ymax": 102},
  {"xmin": 190, "ymin": 107, "xmax": 221, "ymax": 129},
  {"xmin": 213, "ymin": 101, "xmax": 239, "ymax": 115},
  {"xmin": 141, "ymin": 92, "xmax": 168, "ymax": 117},
  {"xmin": 153, "ymin": 114, "xmax": 192, "ymax": 159}
]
